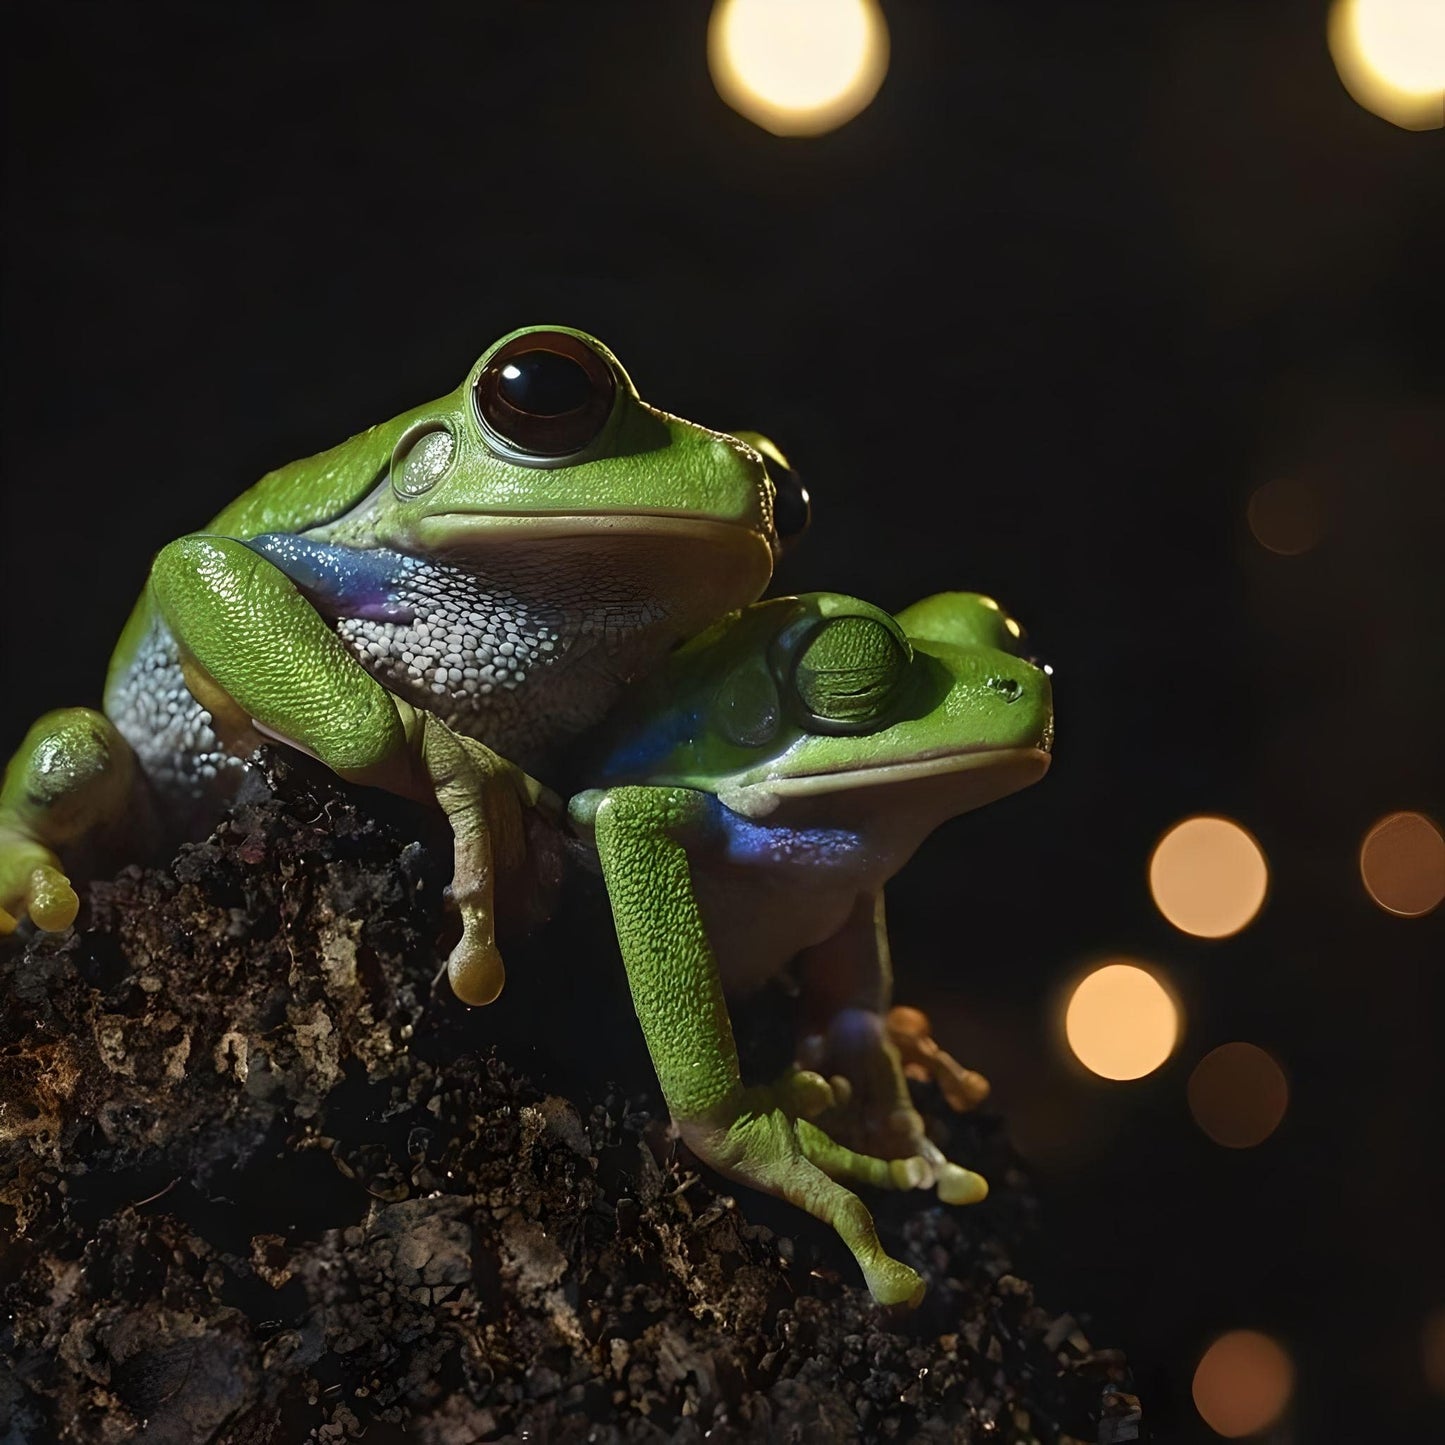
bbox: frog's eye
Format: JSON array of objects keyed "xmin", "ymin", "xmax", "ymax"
[
  {"xmin": 733, "ymin": 431, "xmax": 812, "ymax": 549},
  {"xmin": 474, "ymin": 330, "xmax": 617, "ymax": 460},
  {"xmin": 789, "ymin": 614, "xmax": 911, "ymax": 734},
  {"xmin": 773, "ymin": 464, "xmax": 811, "ymax": 546}
]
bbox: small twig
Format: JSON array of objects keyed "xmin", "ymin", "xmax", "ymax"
[{"xmin": 130, "ymin": 1177, "xmax": 180, "ymax": 1209}]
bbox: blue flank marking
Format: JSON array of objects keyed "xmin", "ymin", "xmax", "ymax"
[
  {"xmin": 709, "ymin": 794, "xmax": 863, "ymax": 872},
  {"xmin": 244, "ymin": 535, "xmax": 416, "ymax": 623},
  {"xmin": 594, "ymin": 702, "xmax": 705, "ymax": 781}
]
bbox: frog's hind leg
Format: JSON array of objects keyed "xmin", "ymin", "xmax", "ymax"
[
  {"xmin": 0, "ymin": 707, "xmax": 149, "ymax": 932},
  {"xmin": 586, "ymin": 783, "xmax": 928, "ymax": 1306},
  {"xmin": 795, "ymin": 890, "xmax": 989, "ymax": 1206},
  {"xmin": 795, "ymin": 890, "xmax": 923, "ymax": 1159}
]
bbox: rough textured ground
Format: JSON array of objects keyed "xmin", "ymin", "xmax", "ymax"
[{"xmin": 0, "ymin": 754, "xmax": 1142, "ymax": 1443}]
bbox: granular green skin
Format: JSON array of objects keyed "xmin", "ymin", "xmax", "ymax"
[{"xmin": 0, "ymin": 755, "xmax": 1137, "ymax": 1443}]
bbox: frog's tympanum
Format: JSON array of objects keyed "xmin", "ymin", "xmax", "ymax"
[
  {"xmin": 571, "ymin": 591, "xmax": 1053, "ymax": 1305},
  {"xmin": 0, "ymin": 327, "xmax": 803, "ymax": 1004}
]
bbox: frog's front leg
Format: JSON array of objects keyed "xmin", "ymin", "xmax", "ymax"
[
  {"xmin": 0, "ymin": 708, "xmax": 153, "ymax": 933},
  {"xmin": 149, "ymin": 534, "xmax": 539, "ymax": 1004},
  {"xmin": 798, "ymin": 891, "xmax": 989, "ymax": 1207},
  {"xmin": 578, "ymin": 784, "xmax": 927, "ymax": 1306},
  {"xmin": 410, "ymin": 712, "xmax": 553, "ymax": 1004}
]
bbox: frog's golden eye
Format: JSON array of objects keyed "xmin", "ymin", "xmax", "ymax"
[
  {"xmin": 789, "ymin": 614, "xmax": 911, "ymax": 734},
  {"xmin": 474, "ymin": 330, "xmax": 617, "ymax": 460}
]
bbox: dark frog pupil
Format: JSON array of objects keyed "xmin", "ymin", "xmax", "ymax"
[
  {"xmin": 475, "ymin": 329, "xmax": 617, "ymax": 458},
  {"xmin": 498, "ymin": 350, "xmax": 593, "ymax": 417},
  {"xmin": 772, "ymin": 461, "xmax": 811, "ymax": 543}
]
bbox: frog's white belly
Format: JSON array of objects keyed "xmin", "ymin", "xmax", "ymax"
[
  {"xmin": 689, "ymin": 851, "xmax": 888, "ymax": 996},
  {"xmin": 327, "ymin": 553, "xmax": 663, "ymax": 774},
  {"xmin": 106, "ymin": 618, "xmax": 248, "ymax": 810},
  {"xmin": 106, "ymin": 553, "xmax": 671, "ymax": 818}
]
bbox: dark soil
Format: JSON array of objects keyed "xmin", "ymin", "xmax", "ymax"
[{"xmin": 0, "ymin": 754, "xmax": 1141, "ymax": 1443}]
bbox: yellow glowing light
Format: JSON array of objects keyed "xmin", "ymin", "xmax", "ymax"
[
  {"xmin": 1064, "ymin": 962, "xmax": 1179, "ymax": 1081},
  {"xmin": 1193, "ymin": 1330, "xmax": 1295, "ymax": 1437},
  {"xmin": 1360, "ymin": 810, "xmax": 1445, "ymax": 916},
  {"xmin": 708, "ymin": 0, "xmax": 889, "ymax": 137},
  {"xmin": 1328, "ymin": 0, "xmax": 1445, "ymax": 131},
  {"xmin": 1424, "ymin": 1308, "xmax": 1445, "ymax": 1395},
  {"xmin": 1247, "ymin": 477, "xmax": 1325, "ymax": 556},
  {"xmin": 1187, "ymin": 1043, "xmax": 1289, "ymax": 1149},
  {"xmin": 1149, "ymin": 816, "xmax": 1269, "ymax": 939}
]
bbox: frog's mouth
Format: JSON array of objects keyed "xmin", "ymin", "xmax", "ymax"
[
  {"xmin": 414, "ymin": 511, "xmax": 778, "ymax": 596},
  {"xmin": 415, "ymin": 511, "xmax": 771, "ymax": 546},
  {"xmin": 716, "ymin": 746, "xmax": 1052, "ymax": 820}
]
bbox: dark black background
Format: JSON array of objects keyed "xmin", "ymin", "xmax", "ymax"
[{"xmin": 4, "ymin": 3, "xmax": 1443, "ymax": 1438}]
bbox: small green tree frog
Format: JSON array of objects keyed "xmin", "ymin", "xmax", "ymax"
[
  {"xmin": 570, "ymin": 590, "xmax": 1053, "ymax": 1306},
  {"xmin": 0, "ymin": 327, "xmax": 802, "ymax": 1005}
]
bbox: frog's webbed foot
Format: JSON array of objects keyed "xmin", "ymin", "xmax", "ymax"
[
  {"xmin": 803, "ymin": 1008, "xmax": 989, "ymax": 1208},
  {"xmin": 415, "ymin": 712, "xmax": 556, "ymax": 1006},
  {"xmin": 680, "ymin": 1078, "xmax": 928, "ymax": 1307},
  {"xmin": 886, "ymin": 1004, "xmax": 992, "ymax": 1113}
]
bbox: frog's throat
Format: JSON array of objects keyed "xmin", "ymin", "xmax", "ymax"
[
  {"xmin": 714, "ymin": 746, "xmax": 1052, "ymax": 820},
  {"xmin": 411, "ymin": 513, "xmax": 777, "ymax": 603}
]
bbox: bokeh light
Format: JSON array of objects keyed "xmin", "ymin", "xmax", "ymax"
[
  {"xmin": 1247, "ymin": 477, "xmax": 1325, "ymax": 555},
  {"xmin": 1149, "ymin": 816, "xmax": 1269, "ymax": 939},
  {"xmin": 1065, "ymin": 962, "xmax": 1180, "ymax": 1081},
  {"xmin": 1328, "ymin": 0, "xmax": 1445, "ymax": 131},
  {"xmin": 1187, "ymin": 1043, "xmax": 1289, "ymax": 1149},
  {"xmin": 1424, "ymin": 1308, "xmax": 1445, "ymax": 1395},
  {"xmin": 1192, "ymin": 1330, "xmax": 1295, "ymax": 1437},
  {"xmin": 1360, "ymin": 811, "xmax": 1445, "ymax": 917},
  {"xmin": 708, "ymin": 0, "xmax": 889, "ymax": 137}
]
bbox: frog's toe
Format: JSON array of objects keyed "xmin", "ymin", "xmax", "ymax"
[
  {"xmin": 865, "ymin": 1254, "xmax": 927, "ymax": 1309},
  {"xmin": 889, "ymin": 1154, "xmax": 931, "ymax": 1190},
  {"xmin": 780, "ymin": 1068, "xmax": 836, "ymax": 1118},
  {"xmin": 0, "ymin": 851, "xmax": 79, "ymax": 934},
  {"xmin": 886, "ymin": 1004, "xmax": 991, "ymax": 1113},
  {"xmin": 447, "ymin": 935, "xmax": 506, "ymax": 1006},
  {"xmin": 27, "ymin": 865, "xmax": 80, "ymax": 932},
  {"xmin": 937, "ymin": 1161, "xmax": 989, "ymax": 1206}
]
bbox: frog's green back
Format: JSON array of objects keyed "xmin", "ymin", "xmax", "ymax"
[
  {"xmin": 207, "ymin": 417, "xmax": 415, "ymax": 540},
  {"xmin": 105, "ymin": 414, "xmax": 421, "ymax": 699}
]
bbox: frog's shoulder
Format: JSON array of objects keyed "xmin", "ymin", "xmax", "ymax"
[{"xmin": 206, "ymin": 417, "xmax": 413, "ymax": 541}]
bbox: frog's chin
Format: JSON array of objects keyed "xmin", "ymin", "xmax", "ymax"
[
  {"xmin": 409, "ymin": 511, "xmax": 776, "ymax": 625},
  {"xmin": 715, "ymin": 746, "xmax": 1052, "ymax": 822}
]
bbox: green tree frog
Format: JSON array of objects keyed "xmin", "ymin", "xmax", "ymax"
[
  {"xmin": 570, "ymin": 590, "xmax": 1053, "ymax": 1306},
  {"xmin": 0, "ymin": 327, "xmax": 802, "ymax": 1005}
]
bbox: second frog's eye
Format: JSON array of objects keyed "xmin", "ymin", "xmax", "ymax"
[
  {"xmin": 791, "ymin": 613, "xmax": 911, "ymax": 733},
  {"xmin": 736, "ymin": 431, "xmax": 811, "ymax": 547},
  {"xmin": 770, "ymin": 456, "xmax": 811, "ymax": 546},
  {"xmin": 474, "ymin": 330, "xmax": 617, "ymax": 460}
]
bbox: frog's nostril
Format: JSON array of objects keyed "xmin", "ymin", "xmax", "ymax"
[{"xmin": 985, "ymin": 675, "xmax": 1023, "ymax": 703}]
